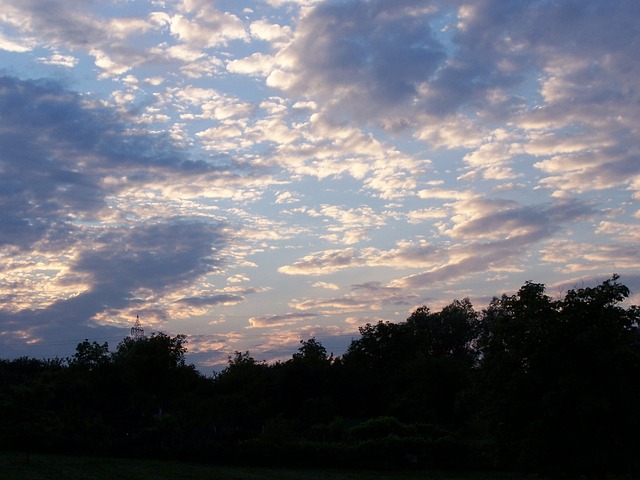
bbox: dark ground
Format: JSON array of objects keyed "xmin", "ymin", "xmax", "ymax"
[{"xmin": 0, "ymin": 452, "xmax": 527, "ymax": 480}]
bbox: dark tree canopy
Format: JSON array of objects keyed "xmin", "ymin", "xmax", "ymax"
[
  {"xmin": 0, "ymin": 275, "xmax": 638, "ymax": 477},
  {"xmin": 69, "ymin": 339, "xmax": 110, "ymax": 370},
  {"xmin": 476, "ymin": 275, "xmax": 640, "ymax": 477}
]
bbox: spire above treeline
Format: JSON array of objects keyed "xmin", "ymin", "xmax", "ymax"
[{"xmin": 130, "ymin": 315, "xmax": 145, "ymax": 340}]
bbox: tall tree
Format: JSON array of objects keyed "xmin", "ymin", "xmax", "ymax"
[{"xmin": 476, "ymin": 276, "xmax": 640, "ymax": 477}]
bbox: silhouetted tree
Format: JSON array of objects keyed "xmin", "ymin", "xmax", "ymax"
[
  {"xmin": 275, "ymin": 338, "xmax": 335, "ymax": 427},
  {"xmin": 1, "ymin": 276, "xmax": 638, "ymax": 474},
  {"xmin": 211, "ymin": 351, "xmax": 272, "ymax": 438},
  {"xmin": 341, "ymin": 300, "xmax": 479, "ymax": 430},
  {"xmin": 476, "ymin": 275, "xmax": 640, "ymax": 477},
  {"xmin": 69, "ymin": 339, "xmax": 110, "ymax": 370},
  {"xmin": 292, "ymin": 337, "xmax": 331, "ymax": 365}
]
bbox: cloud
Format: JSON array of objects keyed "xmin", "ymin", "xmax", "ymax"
[
  {"xmin": 278, "ymin": 248, "xmax": 360, "ymax": 275},
  {"xmin": 541, "ymin": 239, "xmax": 640, "ymax": 274},
  {"xmin": 170, "ymin": 0, "xmax": 248, "ymax": 48},
  {"xmin": 69, "ymin": 220, "xmax": 229, "ymax": 312},
  {"xmin": 0, "ymin": 0, "xmax": 162, "ymax": 76},
  {"xmin": 173, "ymin": 294, "xmax": 245, "ymax": 308},
  {"xmin": 260, "ymin": 0, "xmax": 640, "ymax": 203},
  {"xmin": 279, "ymin": 196, "xmax": 595, "ymax": 290},
  {"xmin": 268, "ymin": 112, "xmax": 427, "ymax": 199},
  {"xmin": 175, "ymin": 86, "xmax": 255, "ymax": 121},
  {"xmin": 390, "ymin": 198, "xmax": 596, "ymax": 289},
  {"xmin": 268, "ymin": 0, "xmax": 446, "ymax": 122},
  {"xmin": 248, "ymin": 312, "xmax": 319, "ymax": 328},
  {"xmin": 0, "ymin": 76, "xmax": 242, "ymax": 352},
  {"xmin": 0, "ymin": 31, "xmax": 33, "ymax": 52},
  {"xmin": 274, "ymin": 191, "xmax": 299, "ymax": 205},
  {"xmin": 305, "ymin": 204, "xmax": 387, "ymax": 244},
  {"xmin": 1, "ymin": 0, "xmax": 106, "ymax": 49},
  {"xmin": 185, "ymin": 333, "xmax": 232, "ymax": 354},
  {"xmin": 596, "ymin": 221, "xmax": 640, "ymax": 243},
  {"xmin": 0, "ymin": 0, "xmax": 249, "ymax": 80},
  {"xmin": 363, "ymin": 241, "xmax": 441, "ymax": 269},
  {"xmin": 227, "ymin": 52, "xmax": 277, "ymax": 77},
  {"xmin": 36, "ymin": 53, "xmax": 79, "ymax": 68},
  {"xmin": 0, "ymin": 217, "xmax": 231, "ymax": 344},
  {"xmin": 249, "ymin": 19, "xmax": 292, "ymax": 44},
  {"xmin": 0, "ymin": 77, "xmax": 105, "ymax": 249},
  {"xmin": 460, "ymin": 131, "xmax": 521, "ymax": 181},
  {"xmin": 290, "ymin": 281, "xmax": 420, "ymax": 315},
  {"xmin": 264, "ymin": 0, "xmax": 319, "ymax": 6},
  {"xmin": 345, "ymin": 315, "xmax": 388, "ymax": 326},
  {"xmin": 406, "ymin": 208, "xmax": 448, "ymax": 224},
  {"xmin": 0, "ymin": 0, "xmax": 638, "ymax": 370},
  {"xmin": 312, "ymin": 282, "xmax": 340, "ymax": 291},
  {"xmin": 0, "ymin": 77, "xmax": 251, "ymax": 228}
]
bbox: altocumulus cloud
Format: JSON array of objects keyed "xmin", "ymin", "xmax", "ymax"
[
  {"xmin": 0, "ymin": 77, "xmax": 235, "ymax": 354},
  {"xmin": 270, "ymin": 0, "xmax": 640, "ymax": 199},
  {"xmin": 268, "ymin": 0, "xmax": 447, "ymax": 121},
  {"xmin": 0, "ymin": 0, "xmax": 639, "ymax": 367}
]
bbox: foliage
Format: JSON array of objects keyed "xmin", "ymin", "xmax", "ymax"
[
  {"xmin": 475, "ymin": 275, "xmax": 640, "ymax": 476},
  {"xmin": 1, "ymin": 275, "xmax": 639, "ymax": 478}
]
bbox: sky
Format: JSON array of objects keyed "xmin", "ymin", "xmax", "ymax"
[{"xmin": 0, "ymin": 0, "xmax": 639, "ymax": 371}]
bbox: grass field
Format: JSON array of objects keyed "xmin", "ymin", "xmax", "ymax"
[{"xmin": 0, "ymin": 452, "xmax": 529, "ymax": 480}]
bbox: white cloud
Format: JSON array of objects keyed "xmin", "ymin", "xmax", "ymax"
[
  {"xmin": 249, "ymin": 19, "xmax": 292, "ymax": 43},
  {"xmin": 541, "ymin": 239, "xmax": 640, "ymax": 274},
  {"xmin": 345, "ymin": 315, "xmax": 387, "ymax": 326},
  {"xmin": 406, "ymin": 208, "xmax": 448, "ymax": 224},
  {"xmin": 92, "ymin": 49, "xmax": 133, "ymax": 76},
  {"xmin": 227, "ymin": 52, "xmax": 276, "ymax": 76},
  {"xmin": 107, "ymin": 17, "xmax": 153, "ymax": 39},
  {"xmin": 0, "ymin": 32, "xmax": 32, "ymax": 52},
  {"xmin": 461, "ymin": 134, "xmax": 521, "ymax": 181},
  {"xmin": 313, "ymin": 282, "xmax": 339, "ymax": 290},
  {"xmin": 306, "ymin": 204, "xmax": 387, "ymax": 245},
  {"xmin": 596, "ymin": 221, "xmax": 640, "ymax": 243},
  {"xmin": 36, "ymin": 53, "xmax": 78, "ymax": 67},
  {"xmin": 263, "ymin": 0, "xmax": 319, "ymax": 6},
  {"xmin": 414, "ymin": 113, "xmax": 486, "ymax": 149},
  {"xmin": 279, "ymin": 248, "xmax": 360, "ymax": 275},
  {"xmin": 248, "ymin": 312, "xmax": 318, "ymax": 328},
  {"xmin": 170, "ymin": 1, "xmax": 248, "ymax": 48},
  {"xmin": 275, "ymin": 191, "xmax": 299, "ymax": 204},
  {"xmin": 290, "ymin": 282, "xmax": 419, "ymax": 315}
]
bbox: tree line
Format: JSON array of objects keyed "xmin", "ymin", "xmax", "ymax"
[{"xmin": 1, "ymin": 275, "xmax": 639, "ymax": 478}]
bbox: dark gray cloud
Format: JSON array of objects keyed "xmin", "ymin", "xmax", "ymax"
[
  {"xmin": 0, "ymin": 76, "xmax": 234, "ymax": 250},
  {"xmin": 448, "ymin": 198, "xmax": 594, "ymax": 240},
  {"xmin": 272, "ymin": 0, "xmax": 446, "ymax": 120},
  {"xmin": 73, "ymin": 221, "xmax": 227, "ymax": 295},
  {"xmin": 0, "ymin": 78, "xmax": 102, "ymax": 249},
  {"xmin": 392, "ymin": 198, "xmax": 596, "ymax": 289},
  {"xmin": 0, "ymin": 76, "xmax": 234, "ymax": 356},
  {"xmin": 0, "ymin": 219, "xmax": 229, "ymax": 357},
  {"xmin": 430, "ymin": 0, "xmax": 640, "ymax": 115},
  {"xmin": 273, "ymin": 0, "xmax": 640, "ymax": 128},
  {"xmin": 2, "ymin": 0, "xmax": 109, "ymax": 46}
]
